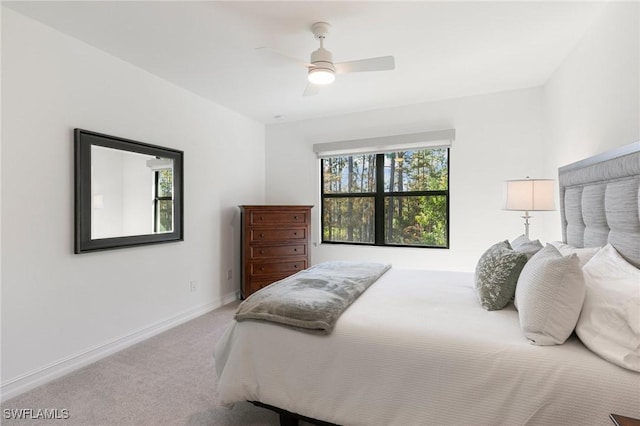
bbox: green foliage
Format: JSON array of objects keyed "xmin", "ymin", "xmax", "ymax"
[
  {"xmin": 386, "ymin": 195, "xmax": 447, "ymax": 247},
  {"xmin": 158, "ymin": 169, "xmax": 173, "ymax": 197},
  {"xmin": 323, "ymin": 197, "xmax": 374, "ymax": 243},
  {"xmin": 158, "ymin": 200, "xmax": 172, "ymax": 232},
  {"xmin": 386, "ymin": 148, "xmax": 448, "ymax": 192},
  {"xmin": 323, "ymin": 155, "xmax": 376, "ymax": 193},
  {"xmin": 157, "ymin": 170, "xmax": 173, "ymax": 232}
]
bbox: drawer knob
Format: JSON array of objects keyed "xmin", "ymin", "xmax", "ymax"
[
  {"xmin": 294, "ymin": 264, "xmax": 298, "ymax": 268},
  {"xmin": 294, "ymin": 215, "xmax": 298, "ymax": 219},
  {"xmin": 260, "ymin": 250, "xmax": 265, "ymax": 254},
  {"xmin": 260, "ymin": 267, "xmax": 265, "ymax": 271},
  {"xmin": 293, "ymin": 248, "xmax": 297, "ymax": 252},
  {"xmin": 260, "ymin": 233, "xmax": 264, "ymax": 237},
  {"xmin": 293, "ymin": 232, "xmax": 297, "ymax": 236},
  {"xmin": 260, "ymin": 216, "xmax": 264, "ymax": 220}
]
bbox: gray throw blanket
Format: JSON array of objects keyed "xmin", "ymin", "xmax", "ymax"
[{"xmin": 235, "ymin": 261, "xmax": 391, "ymax": 334}]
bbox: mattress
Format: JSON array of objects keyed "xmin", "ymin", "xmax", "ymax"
[{"xmin": 215, "ymin": 268, "xmax": 640, "ymax": 425}]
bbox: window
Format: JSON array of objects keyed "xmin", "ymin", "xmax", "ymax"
[
  {"xmin": 321, "ymin": 148, "xmax": 449, "ymax": 248},
  {"xmin": 154, "ymin": 169, "xmax": 173, "ymax": 233}
]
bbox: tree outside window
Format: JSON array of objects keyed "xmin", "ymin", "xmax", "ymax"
[{"xmin": 154, "ymin": 169, "xmax": 173, "ymax": 233}]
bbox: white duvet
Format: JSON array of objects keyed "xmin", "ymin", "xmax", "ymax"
[{"xmin": 215, "ymin": 269, "xmax": 640, "ymax": 426}]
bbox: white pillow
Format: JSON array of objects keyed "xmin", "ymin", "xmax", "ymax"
[
  {"xmin": 549, "ymin": 241, "xmax": 600, "ymax": 268},
  {"xmin": 515, "ymin": 244, "xmax": 585, "ymax": 345},
  {"xmin": 511, "ymin": 234, "xmax": 543, "ymax": 259},
  {"xmin": 576, "ymin": 244, "xmax": 640, "ymax": 372}
]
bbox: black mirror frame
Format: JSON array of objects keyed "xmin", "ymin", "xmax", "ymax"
[{"xmin": 74, "ymin": 129, "xmax": 184, "ymax": 253}]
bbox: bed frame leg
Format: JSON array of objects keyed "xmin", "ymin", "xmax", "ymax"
[
  {"xmin": 250, "ymin": 400, "xmax": 337, "ymax": 426},
  {"xmin": 279, "ymin": 412, "xmax": 299, "ymax": 426}
]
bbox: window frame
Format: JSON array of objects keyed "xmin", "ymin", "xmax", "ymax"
[
  {"xmin": 320, "ymin": 149, "xmax": 450, "ymax": 249},
  {"xmin": 153, "ymin": 170, "xmax": 174, "ymax": 233}
]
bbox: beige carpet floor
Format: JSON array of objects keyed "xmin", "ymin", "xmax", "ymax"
[{"xmin": 1, "ymin": 301, "xmax": 290, "ymax": 426}]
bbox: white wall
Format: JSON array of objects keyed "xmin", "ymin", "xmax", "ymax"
[
  {"xmin": 1, "ymin": 8, "xmax": 265, "ymax": 398},
  {"xmin": 543, "ymin": 1, "xmax": 639, "ymax": 167},
  {"xmin": 266, "ymin": 87, "xmax": 555, "ymax": 272}
]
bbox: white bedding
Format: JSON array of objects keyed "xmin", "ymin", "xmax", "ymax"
[{"xmin": 215, "ymin": 268, "xmax": 640, "ymax": 425}]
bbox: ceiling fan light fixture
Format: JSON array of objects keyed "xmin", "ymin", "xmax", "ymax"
[
  {"xmin": 308, "ymin": 68, "xmax": 335, "ymax": 85},
  {"xmin": 261, "ymin": 21, "xmax": 395, "ymax": 96}
]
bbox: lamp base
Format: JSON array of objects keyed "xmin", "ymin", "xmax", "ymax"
[{"xmin": 521, "ymin": 211, "xmax": 531, "ymax": 238}]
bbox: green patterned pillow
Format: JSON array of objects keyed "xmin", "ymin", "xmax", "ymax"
[{"xmin": 475, "ymin": 241, "xmax": 528, "ymax": 311}]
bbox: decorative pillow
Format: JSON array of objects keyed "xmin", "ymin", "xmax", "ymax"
[
  {"xmin": 511, "ymin": 234, "xmax": 544, "ymax": 259},
  {"xmin": 515, "ymin": 244, "xmax": 585, "ymax": 345},
  {"xmin": 576, "ymin": 244, "xmax": 640, "ymax": 372},
  {"xmin": 549, "ymin": 241, "xmax": 600, "ymax": 268},
  {"xmin": 474, "ymin": 241, "xmax": 528, "ymax": 311}
]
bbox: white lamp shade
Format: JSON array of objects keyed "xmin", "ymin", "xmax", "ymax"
[{"xmin": 503, "ymin": 179, "xmax": 555, "ymax": 211}]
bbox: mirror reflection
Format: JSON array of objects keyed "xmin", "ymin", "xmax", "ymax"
[
  {"xmin": 91, "ymin": 146, "xmax": 174, "ymax": 239},
  {"xmin": 74, "ymin": 128, "xmax": 183, "ymax": 254}
]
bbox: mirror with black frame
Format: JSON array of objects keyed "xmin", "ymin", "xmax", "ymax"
[{"xmin": 74, "ymin": 129, "xmax": 184, "ymax": 253}]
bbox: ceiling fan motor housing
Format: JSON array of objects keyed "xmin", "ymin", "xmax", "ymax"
[{"xmin": 310, "ymin": 47, "xmax": 335, "ymax": 73}]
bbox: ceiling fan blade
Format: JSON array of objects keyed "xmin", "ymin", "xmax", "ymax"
[
  {"xmin": 255, "ymin": 46, "xmax": 312, "ymax": 68},
  {"xmin": 303, "ymin": 83, "xmax": 320, "ymax": 97},
  {"xmin": 334, "ymin": 56, "xmax": 395, "ymax": 74}
]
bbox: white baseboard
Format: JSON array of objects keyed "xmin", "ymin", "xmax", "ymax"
[{"xmin": 1, "ymin": 292, "xmax": 238, "ymax": 402}]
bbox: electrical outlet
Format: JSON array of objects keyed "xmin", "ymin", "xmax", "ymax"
[
  {"xmin": 227, "ymin": 269, "xmax": 233, "ymax": 280},
  {"xmin": 189, "ymin": 281, "xmax": 197, "ymax": 292}
]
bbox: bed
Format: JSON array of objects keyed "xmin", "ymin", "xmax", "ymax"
[{"xmin": 215, "ymin": 142, "xmax": 640, "ymax": 426}]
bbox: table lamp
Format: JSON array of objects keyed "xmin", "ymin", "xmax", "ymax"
[{"xmin": 503, "ymin": 177, "xmax": 555, "ymax": 238}]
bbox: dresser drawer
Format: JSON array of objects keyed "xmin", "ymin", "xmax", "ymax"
[
  {"xmin": 250, "ymin": 244, "xmax": 307, "ymax": 259},
  {"xmin": 247, "ymin": 276, "xmax": 290, "ymax": 295},
  {"xmin": 247, "ymin": 280, "xmax": 272, "ymax": 296},
  {"xmin": 250, "ymin": 228, "xmax": 306, "ymax": 242},
  {"xmin": 249, "ymin": 260, "xmax": 307, "ymax": 277},
  {"xmin": 249, "ymin": 211, "xmax": 308, "ymax": 225}
]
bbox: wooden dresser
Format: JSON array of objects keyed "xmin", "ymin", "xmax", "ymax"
[{"xmin": 239, "ymin": 205, "xmax": 312, "ymax": 298}]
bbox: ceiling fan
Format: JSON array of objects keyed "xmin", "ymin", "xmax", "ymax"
[{"xmin": 263, "ymin": 22, "xmax": 395, "ymax": 96}]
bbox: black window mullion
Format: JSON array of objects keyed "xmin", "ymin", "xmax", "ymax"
[
  {"xmin": 375, "ymin": 153, "xmax": 385, "ymax": 245},
  {"xmin": 446, "ymin": 147, "xmax": 451, "ymax": 249},
  {"xmin": 322, "ymin": 193, "xmax": 375, "ymax": 198},
  {"xmin": 384, "ymin": 190, "xmax": 448, "ymax": 197},
  {"xmin": 153, "ymin": 171, "xmax": 159, "ymax": 233},
  {"xmin": 320, "ymin": 159, "xmax": 325, "ymax": 241}
]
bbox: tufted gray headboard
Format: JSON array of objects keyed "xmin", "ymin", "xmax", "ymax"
[{"xmin": 558, "ymin": 141, "xmax": 640, "ymax": 268}]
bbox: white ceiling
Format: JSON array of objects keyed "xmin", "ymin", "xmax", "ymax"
[{"xmin": 5, "ymin": 1, "xmax": 606, "ymax": 124}]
